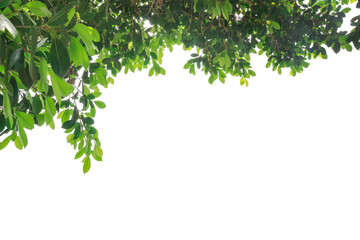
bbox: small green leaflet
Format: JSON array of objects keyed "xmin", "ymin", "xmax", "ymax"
[
  {"xmin": 16, "ymin": 111, "xmax": 34, "ymax": 130},
  {"xmin": 83, "ymin": 156, "xmax": 91, "ymax": 173},
  {"xmin": 14, "ymin": 136, "xmax": 23, "ymax": 150},
  {"xmin": 271, "ymin": 21, "xmax": 280, "ymax": 30},
  {"xmin": 25, "ymin": 1, "xmax": 52, "ymax": 18},
  {"xmin": 0, "ymin": 136, "xmax": 11, "ymax": 151}
]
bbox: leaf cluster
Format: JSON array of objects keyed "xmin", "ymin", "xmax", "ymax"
[{"xmin": 0, "ymin": 0, "xmax": 359, "ymax": 173}]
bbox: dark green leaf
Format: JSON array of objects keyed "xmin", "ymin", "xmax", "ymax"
[
  {"xmin": 83, "ymin": 117, "xmax": 94, "ymax": 125},
  {"xmin": 9, "ymin": 49, "xmax": 24, "ymax": 70},
  {"xmin": 50, "ymin": 38, "xmax": 70, "ymax": 79},
  {"xmin": 62, "ymin": 120, "xmax": 76, "ymax": 129},
  {"xmin": 0, "ymin": 0, "xmax": 12, "ymax": 8},
  {"xmin": 73, "ymin": 124, "xmax": 81, "ymax": 140},
  {"xmin": 32, "ymin": 95, "xmax": 42, "ymax": 115},
  {"xmin": 47, "ymin": 2, "xmax": 76, "ymax": 26}
]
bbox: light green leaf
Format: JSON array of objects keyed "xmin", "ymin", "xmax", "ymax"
[
  {"xmin": 69, "ymin": 37, "xmax": 84, "ymax": 66},
  {"xmin": 83, "ymin": 156, "xmax": 91, "ymax": 173},
  {"xmin": 18, "ymin": 124, "xmax": 28, "ymax": 148},
  {"xmin": 0, "ymin": 14, "xmax": 17, "ymax": 39},
  {"xmin": 94, "ymin": 145, "xmax": 103, "ymax": 158},
  {"xmin": 49, "ymin": 68, "xmax": 62, "ymax": 103},
  {"xmin": 224, "ymin": 53, "xmax": 231, "ymax": 68},
  {"xmin": 50, "ymin": 68, "xmax": 74, "ymax": 98},
  {"xmin": 25, "ymin": 1, "xmax": 52, "ymax": 18},
  {"xmin": 73, "ymin": 24, "xmax": 94, "ymax": 55},
  {"xmin": 14, "ymin": 136, "xmax": 23, "ymax": 150},
  {"xmin": 240, "ymin": 76, "xmax": 245, "ymax": 86},
  {"xmin": 271, "ymin": 21, "xmax": 280, "ymax": 30},
  {"xmin": 0, "ymin": 136, "xmax": 11, "ymax": 150},
  {"xmin": 339, "ymin": 36, "xmax": 347, "ymax": 44},
  {"xmin": 94, "ymin": 101, "xmax": 106, "ymax": 109},
  {"xmin": 75, "ymin": 147, "xmax": 86, "ymax": 159},
  {"xmin": 45, "ymin": 97, "xmax": 56, "ymax": 117},
  {"xmin": 16, "ymin": 111, "xmax": 34, "ymax": 130}
]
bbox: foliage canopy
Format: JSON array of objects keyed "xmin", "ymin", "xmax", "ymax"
[{"xmin": 0, "ymin": 0, "xmax": 359, "ymax": 173}]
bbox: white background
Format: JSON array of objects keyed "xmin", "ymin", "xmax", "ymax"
[{"xmin": 1, "ymin": 14, "xmax": 360, "ymax": 240}]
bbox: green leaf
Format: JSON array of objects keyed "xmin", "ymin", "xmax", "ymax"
[
  {"xmin": 62, "ymin": 120, "xmax": 76, "ymax": 129},
  {"xmin": 73, "ymin": 24, "xmax": 94, "ymax": 55},
  {"xmin": 45, "ymin": 97, "xmax": 56, "ymax": 117},
  {"xmin": 248, "ymin": 70, "xmax": 256, "ymax": 76},
  {"xmin": 94, "ymin": 101, "xmax": 106, "ymax": 109},
  {"xmin": 0, "ymin": 0, "xmax": 11, "ymax": 8},
  {"xmin": 83, "ymin": 117, "xmax": 94, "ymax": 125},
  {"xmin": 14, "ymin": 136, "xmax": 23, "ymax": 150},
  {"xmin": 25, "ymin": 1, "xmax": 52, "ymax": 18},
  {"xmin": 75, "ymin": 147, "xmax": 86, "ymax": 159},
  {"xmin": 39, "ymin": 57, "xmax": 49, "ymax": 93},
  {"xmin": 345, "ymin": 43, "xmax": 352, "ymax": 52},
  {"xmin": 271, "ymin": 21, "xmax": 280, "ymax": 30},
  {"xmin": 9, "ymin": 49, "xmax": 24, "ymax": 70},
  {"xmin": 0, "ymin": 14, "xmax": 17, "ymax": 39},
  {"xmin": 16, "ymin": 111, "xmax": 34, "ymax": 130},
  {"xmin": 18, "ymin": 124, "xmax": 28, "ymax": 148},
  {"xmin": 221, "ymin": 5, "xmax": 229, "ymax": 20},
  {"xmin": 224, "ymin": 53, "xmax": 231, "ymax": 68},
  {"xmin": 0, "ymin": 136, "xmax": 11, "ymax": 150},
  {"xmin": 49, "ymin": 68, "xmax": 62, "ymax": 103},
  {"xmin": 339, "ymin": 36, "xmax": 347, "ymax": 44},
  {"xmin": 69, "ymin": 37, "xmax": 84, "ymax": 66},
  {"xmin": 18, "ymin": 66, "xmax": 34, "ymax": 89},
  {"xmin": 73, "ymin": 124, "xmax": 81, "ymax": 140},
  {"xmin": 240, "ymin": 76, "xmax": 245, "ymax": 86},
  {"xmin": 94, "ymin": 145, "xmax": 103, "ymax": 158},
  {"xmin": 47, "ymin": 2, "xmax": 76, "ymax": 26},
  {"xmin": 2, "ymin": 90, "xmax": 13, "ymax": 128},
  {"xmin": 83, "ymin": 156, "xmax": 91, "ymax": 173},
  {"xmin": 51, "ymin": 68, "xmax": 74, "ymax": 98},
  {"xmin": 50, "ymin": 38, "xmax": 70, "ymax": 79},
  {"xmin": 32, "ymin": 94, "xmax": 43, "ymax": 115},
  {"xmin": 150, "ymin": 52, "xmax": 157, "ymax": 60}
]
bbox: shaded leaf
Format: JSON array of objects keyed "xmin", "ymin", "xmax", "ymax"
[{"xmin": 50, "ymin": 38, "xmax": 70, "ymax": 79}]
